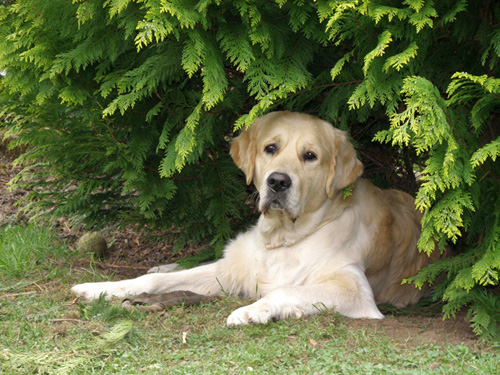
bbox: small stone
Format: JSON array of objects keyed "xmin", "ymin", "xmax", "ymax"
[{"xmin": 76, "ymin": 232, "xmax": 109, "ymax": 258}]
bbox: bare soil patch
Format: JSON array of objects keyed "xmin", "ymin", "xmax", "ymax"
[
  {"xmin": 0, "ymin": 140, "xmax": 479, "ymax": 348},
  {"xmin": 344, "ymin": 311, "xmax": 478, "ymax": 348}
]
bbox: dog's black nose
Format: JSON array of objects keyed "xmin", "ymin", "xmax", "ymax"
[{"xmin": 267, "ymin": 172, "xmax": 292, "ymax": 193}]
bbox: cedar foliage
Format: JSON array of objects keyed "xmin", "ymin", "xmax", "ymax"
[{"xmin": 0, "ymin": 0, "xmax": 499, "ymax": 339}]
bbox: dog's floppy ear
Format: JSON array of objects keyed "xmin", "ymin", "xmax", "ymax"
[
  {"xmin": 230, "ymin": 121, "xmax": 258, "ymax": 185},
  {"xmin": 326, "ymin": 128, "xmax": 364, "ymax": 199}
]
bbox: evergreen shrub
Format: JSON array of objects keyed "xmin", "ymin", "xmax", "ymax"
[{"xmin": 0, "ymin": 0, "xmax": 499, "ymax": 339}]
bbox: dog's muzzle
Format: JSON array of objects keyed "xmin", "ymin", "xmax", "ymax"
[{"xmin": 261, "ymin": 172, "xmax": 292, "ymax": 214}]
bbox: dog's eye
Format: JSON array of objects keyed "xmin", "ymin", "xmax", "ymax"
[
  {"xmin": 264, "ymin": 144, "xmax": 278, "ymax": 155},
  {"xmin": 303, "ymin": 151, "xmax": 317, "ymax": 162}
]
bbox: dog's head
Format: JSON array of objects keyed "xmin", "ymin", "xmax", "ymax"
[{"xmin": 230, "ymin": 111, "xmax": 363, "ymax": 219}]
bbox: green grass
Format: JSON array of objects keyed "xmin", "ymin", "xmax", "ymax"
[
  {"xmin": 1, "ymin": 224, "xmax": 499, "ymax": 374},
  {"xmin": 0, "ymin": 223, "xmax": 70, "ymax": 278}
]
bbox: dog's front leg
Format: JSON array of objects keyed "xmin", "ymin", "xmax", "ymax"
[
  {"xmin": 72, "ymin": 262, "xmax": 223, "ymax": 300},
  {"xmin": 226, "ymin": 266, "xmax": 384, "ymax": 326}
]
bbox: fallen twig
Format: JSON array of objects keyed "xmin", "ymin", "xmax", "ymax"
[
  {"xmin": 48, "ymin": 319, "xmax": 85, "ymax": 324},
  {"xmin": 81, "ymin": 258, "xmax": 152, "ymax": 270},
  {"xmin": 1, "ymin": 291, "xmax": 38, "ymax": 298}
]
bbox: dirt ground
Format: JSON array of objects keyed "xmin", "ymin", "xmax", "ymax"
[{"xmin": 0, "ymin": 139, "xmax": 481, "ymax": 348}]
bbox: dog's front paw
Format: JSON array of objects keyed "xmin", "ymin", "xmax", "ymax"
[
  {"xmin": 226, "ymin": 302, "xmax": 274, "ymax": 326},
  {"xmin": 71, "ymin": 282, "xmax": 129, "ymax": 300}
]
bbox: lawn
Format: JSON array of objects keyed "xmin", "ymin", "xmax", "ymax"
[{"xmin": 1, "ymin": 224, "xmax": 499, "ymax": 374}]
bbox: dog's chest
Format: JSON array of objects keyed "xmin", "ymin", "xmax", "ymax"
[{"xmin": 249, "ymin": 241, "xmax": 325, "ymax": 296}]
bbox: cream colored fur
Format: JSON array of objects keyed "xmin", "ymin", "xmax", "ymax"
[{"xmin": 72, "ymin": 111, "xmax": 438, "ymax": 325}]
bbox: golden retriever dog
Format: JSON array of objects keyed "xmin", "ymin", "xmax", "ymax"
[{"xmin": 72, "ymin": 111, "xmax": 438, "ymax": 325}]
